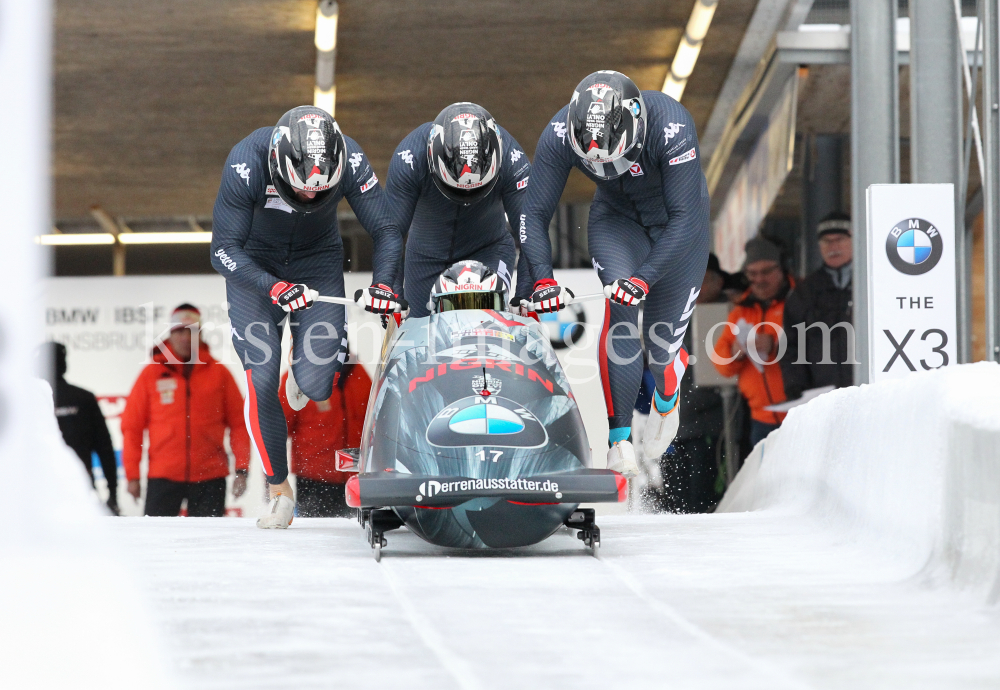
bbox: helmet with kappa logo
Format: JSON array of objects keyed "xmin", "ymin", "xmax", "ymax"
[
  {"xmin": 430, "ymin": 260, "xmax": 510, "ymax": 313},
  {"xmin": 427, "ymin": 103, "xmax": 503, "ymax": 206},
  {"xmin": 566, "ymin": 71, "xmax": 646, "ymax": 180},
  {"xmin": 268, "ymin": 106, "xmax": 346, "ymax": 213}
]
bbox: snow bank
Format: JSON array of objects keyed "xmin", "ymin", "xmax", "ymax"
[
  {"xmin": 718, "ymin": 362, "xmax": 1000, "ymax": 603},
  {"xmin": 1, "ymin": 381, "xmax": 172, "ymax": 689}
]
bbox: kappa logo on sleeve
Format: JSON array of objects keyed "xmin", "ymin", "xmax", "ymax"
[
  {"xmin": 230, "ymin": 163, "xmax": 251, "ymax": 186},
  {"xmin": 668, "ymin": 148, "xmax": 697, "ymax": 166},
  {"xmin": 663, "ymin": 123, "xmax": 686, "ymax": 145},
  {"xmin": 511, "ymin": 149, "xmax": 523, "ymax": 164},
  {"xmin": 349, "ymin": 152, "xmax": 363, "ymax": 173},
  {"xmin": 360, "ymin": 173, "xmax": 378, "ymax": 193},
  {"xmin": 397, "ymin": 150, "xmax": 414, "ymax": 170},
  {"xmin": 516, "ymin": 176, "xmax": 529, "ymax": 190},
  {"xmin": 551, "ymin": 121, "xmax": 567, "ymax": 144}
]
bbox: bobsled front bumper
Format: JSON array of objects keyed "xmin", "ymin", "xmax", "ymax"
[{"xmin": 345, "ymin": 469, "xmax": 627, "ymax": 509}]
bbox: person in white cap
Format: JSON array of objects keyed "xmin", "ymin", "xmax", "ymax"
[{"xmin": 120, "ymin": 304, "xmax": 250, "ymax": 517}]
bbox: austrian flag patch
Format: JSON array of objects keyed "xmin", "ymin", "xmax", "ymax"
[
  {"xmin": 360, "ymin": 173, "xmax": 378, "ymax": 193},
  {"xmin": 516, "ymin": 176, "xmax": 529, "ymax": 190}
]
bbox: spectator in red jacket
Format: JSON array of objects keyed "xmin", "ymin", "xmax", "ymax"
[
  {"xmin": 279, "ymin": 361, "xmax": 372, "ymax": 517},
  {"xmin": 120, "ymin": 304, "xmax": 250, "ymax": 516}
]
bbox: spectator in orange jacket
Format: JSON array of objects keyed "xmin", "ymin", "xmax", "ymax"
[
  {"xmin": 712, "ymin": 237, "xmax": 792, "ymax": 447},
  {"xmin": 121, "ymin": 304, "xmax": 250, "ymax": 516},
  {"xmin": 279, "ymin": 361, "xmax": 372, "ymax": 517}
]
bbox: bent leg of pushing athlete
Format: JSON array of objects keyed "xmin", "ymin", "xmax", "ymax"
[
  {"xmin": 590, "ymin": 208, "xmax": 650, "ymax": 446},
  {"xmin": 589, "ymin": 202, "xmax": 708, "ymax": 469},
  {"xmin": 228, "ymin": 273, "xmax": 347, "ymax": 527}
]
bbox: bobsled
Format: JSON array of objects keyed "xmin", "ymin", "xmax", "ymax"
[{"xmin": 336, "ymin": 307, "xmax": 625, "ymax": 560}]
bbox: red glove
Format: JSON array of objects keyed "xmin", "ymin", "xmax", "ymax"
[
  {"xmin": 530, "ymin": 279, "xmax": 574, "ymax": 313},
  {"xmin": 604, "ymin": 277, "xmax": 648, "ymax": 306},
  {"xmin": 270, "ymin": 282, "xmax": 317, "ymax": 312},
  {"xmin": 354, "ymin": 283, "xmax": 400, "ymax": 315}
]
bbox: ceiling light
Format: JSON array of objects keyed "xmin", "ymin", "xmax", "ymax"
[
  {"xmin": 36, "ymin": 233, "xmax": 115, "ymax": 246},
  {"xmin": 117, "ymin": 232, "xmax": 213, "ymax": 245},
  {"xmin": 315, "ymin": 1, "xmax": 338, "ymax": 52},
  {"xmin": 663, "ymin": 0, "xmax": 718, "ymax": 101}
]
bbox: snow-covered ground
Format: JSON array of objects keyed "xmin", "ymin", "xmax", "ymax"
[
  {"xmin": 102, "ymin": 363, "xmax": 1000, "ymax": 689},
  {"xmin": 109, "ymin": 513, "xmax": 1000, "ymax": 690},
  {"xmin": 10, "ymin": 355, "xmax": 1000, "ymax": 688}
]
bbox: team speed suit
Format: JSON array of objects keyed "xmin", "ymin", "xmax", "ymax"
[
  {"xmin": 520, "ymin": 91, "xmax": 710, "ymax": 435},
  {"xmin": 387, "ymin": 123, "xmax": 533, "ymax": 317},
  {"xmin": 211, "ymin": 127, "xmax": 401, "ymax": 485}
]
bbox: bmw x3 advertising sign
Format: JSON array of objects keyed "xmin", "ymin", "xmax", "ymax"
[{"xmin": 867, "ymin": 184, "xmax": 957, "ymax": 382}]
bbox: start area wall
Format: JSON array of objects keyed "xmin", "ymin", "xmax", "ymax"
[{"xmin": 43, "ymin": 270, "xmax": 612, "ymax": 516}]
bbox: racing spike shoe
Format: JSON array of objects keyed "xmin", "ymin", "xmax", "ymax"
[
  {"xmin": 607, "ymin": 440, "xmax": 639, "ymax": 479},
  {"xmin": 285, "ymin": 365, "xmax": 308, "ymax": 412},
  {"xmin": 643, "ymin": 396, "xmax": 680, "ymax": 460},
  {"xmin": 257, "ymin": 493, "xmax": 295, "ymax": 529}
]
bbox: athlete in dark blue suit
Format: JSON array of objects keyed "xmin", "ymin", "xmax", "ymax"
[
  {"xmin": 211, "ymin": 106, "xmax": 402, "ymax": 527},
  {"xmin": 520, "ymin": 72, "xmax": 711, "ymax": 477},
  {"xmin": 387, "ymin": 103, "xmax": 532, "ymax": 317}
]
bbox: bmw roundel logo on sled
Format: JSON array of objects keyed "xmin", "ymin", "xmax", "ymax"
[
  {"xmin": 426, "ymin": 396, "xmax": 548, "ymax": 448},
  {"xmin": 886, "ymin": 217, "xmax": 943, "ymax": 276}
]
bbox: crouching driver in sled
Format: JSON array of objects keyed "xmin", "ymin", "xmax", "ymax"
[{"xmin": 427, "ymin": 260, "xmax": 510, "ymax": 314}]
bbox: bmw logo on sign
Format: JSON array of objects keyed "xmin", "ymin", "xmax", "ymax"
[
  {"xmin": 426, "ymin": 396, "xmax": 548, "ymax": 448},
  {"xmin": 885, "ymin": 217, "xmax": 943, "ymax": 276}
]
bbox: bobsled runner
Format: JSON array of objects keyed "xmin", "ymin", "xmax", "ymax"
[{"xmin": 335, "ymin": 304, "xmax": 625, "ymax": 561}]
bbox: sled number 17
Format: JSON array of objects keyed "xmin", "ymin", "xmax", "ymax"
[{"xmin": 475, "ymin": 450, "xmax": 504, "ymax": 463}]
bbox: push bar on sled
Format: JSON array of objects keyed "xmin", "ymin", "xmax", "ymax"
[
  {"xmin": 345, "ymin": 468, "xmax": 627, "ymax": 509},
  {"xmin": 515, "ymin": 292, "xmax": 609, "ymax": 310},
  {"xmin": 315, "ymin": 294, "xmax": 407, "ymax": 312},
  {"xmin": 319, "ymin": 291, "xmax": 606, "ymax": 314}
]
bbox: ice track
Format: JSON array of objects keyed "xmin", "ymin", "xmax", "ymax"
[{"xmin": 110, "ymin": 513, "xmax": 1000, "ymax": 690}]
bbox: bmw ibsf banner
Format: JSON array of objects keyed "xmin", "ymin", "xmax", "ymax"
[{"xmin": 867, "ymin": 184, "xmax": 957, "ymax": 382}]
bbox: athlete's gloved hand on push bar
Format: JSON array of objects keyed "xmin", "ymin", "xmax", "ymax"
[
  {"xmin": 604, "ymin": 277, "xmax": 648, "ymax": 306},
  {"xmin": 530, "ymin": 279, "xmax": 574, "ymax": 313},
  {"xmin": 354, "ymin": 283, "xmax": 403, "ymax": 315},
  {"xmin": 270, "ymin": 281, "xmax": 318, "ymax": 312}
]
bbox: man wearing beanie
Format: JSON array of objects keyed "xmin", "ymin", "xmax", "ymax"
[
  {"xmin": 120, "ymin": 304, "xmax": 250, "ymax": 517},
  {"xmin": 38, "ymin": 341, "xmax": 120, "ymax": 514},
  {"xmin": 712, "ymin": 236, "xmax": 792, "ymax": 447},
  {"xmin": 780, "ymin": 211, "xmax": 855, "ymax": 400}
]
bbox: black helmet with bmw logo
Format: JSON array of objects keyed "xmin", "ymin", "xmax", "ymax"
[
  {"xmin": 430, "ymin": 260, "xmax": 510, "ymax": 313},
  {"xmin": 427, "ymin": 103, "xmax": 503, "ymax": 206},
  {"xmin": 268, "ymin": 106, "xmax": 346, "ymax": 213},
  {"xmin": 566, "ymin": 71, "xmax": 646, "ymax": 180}
]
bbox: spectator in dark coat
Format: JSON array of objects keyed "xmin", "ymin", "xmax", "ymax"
[
  {"xmin": 781, "ymin": 211, "xmax": 855, "ymax": 400},
  {"xmin": 39, "ymin": 342, "xmax": 120, "ymax": 514}
]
